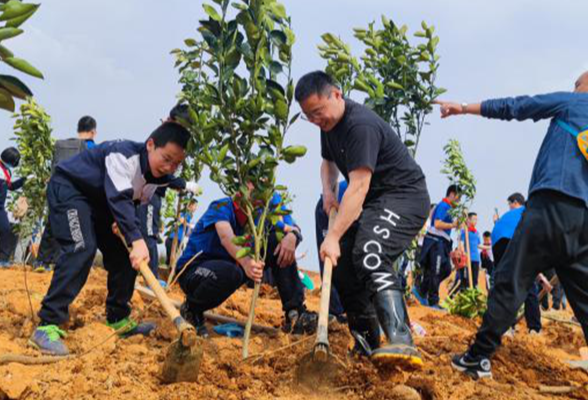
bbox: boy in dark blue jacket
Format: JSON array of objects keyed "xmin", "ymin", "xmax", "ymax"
[
  {"xmin": 438, "ymin": 71, "xmax": 588, "ymax": 379},
  {"xmin": 31, "ymin": 122, "xmax": 193, "ymax": 355}
]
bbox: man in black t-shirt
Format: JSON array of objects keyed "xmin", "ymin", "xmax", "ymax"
[{"xmin": 295, "ymin": 71, "xmax": 430, "ymax": 370}]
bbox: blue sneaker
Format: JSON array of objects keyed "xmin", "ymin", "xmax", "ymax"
[
  {"xmin": 412, "ymin": 286, "xmax": 428, "ymax": 306},
  {"xmin": 0, "ymin": 261, "xmax": 11, "ymax": 268},
  {"xmin": 106, "ymin": 317, "xmax": 156, "ymax": 338},
  {"xmin": 29, "ymin": 325, "xmax": 69, "ymax": 355}
]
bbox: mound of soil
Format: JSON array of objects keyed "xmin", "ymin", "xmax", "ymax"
[{"xmin": 0, "ymin": 266, "xmax": 586, "ymax": 400}]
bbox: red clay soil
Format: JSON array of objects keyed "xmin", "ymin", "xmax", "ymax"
[{"xmin": 0, "ymin": 266, "xmax": 586, "ymax": 400}]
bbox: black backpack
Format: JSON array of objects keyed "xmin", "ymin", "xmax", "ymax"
[{"xmin": 51, "ymin": 138, "xmax": 87, "ymax": 172}]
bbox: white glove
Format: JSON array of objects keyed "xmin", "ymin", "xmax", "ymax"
[{"xmin": 185, "ymin": 181, "xmax": 203, "ymax": 196}]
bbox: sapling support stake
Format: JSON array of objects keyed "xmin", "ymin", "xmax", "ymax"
[{"xmin": 166, "ymin": 193, "xmax": 185, "ymax": 286}]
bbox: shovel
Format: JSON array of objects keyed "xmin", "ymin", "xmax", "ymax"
[
  {"xmin": 117, "ymin": 230, "xmax": 203, "ymax": 383},
  {"xmin": 296, "ymin": 208, "xmax": 340, "ymax": 386},
  {"xmin": 138, "ymin": 260, "xmax": 203, "ymax": 383}
]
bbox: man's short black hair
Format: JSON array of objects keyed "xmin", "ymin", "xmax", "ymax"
[
  {"xmin": 468, "ymin": 212, "xmax": 477, "ymax": 218},
  {"xmin": 169, "ymin": 103, "xmax": 189, "ymax": 122},
  {"xmin": 483, "ymin": 231, "xmax": 491, "ymax": 237},
  {"xmin": 148, "ymin": 122, "xmax": 190, "ymax": 150},
  {"xmin": 78, "ymin": 116, "xmax": 96, "ymax": 133},
  {"xmin": 295, "ymin": 71, "xmax": 339, "ymax": 103},
  {"xmin": 507, "ymin": 192, "xmax": 526, "ymax": 205},
  {"xmin": 446, "ymin": 184, "xmax": 460, "ymax": 197}
]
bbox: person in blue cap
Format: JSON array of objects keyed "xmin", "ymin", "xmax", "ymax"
[
  {"xmin": 176, "ymin": 190, "xmax": 316, "ymax": 338},
  {"xmin": 437, "ymin": 70, "xmax": 588, "ymax": 379}
]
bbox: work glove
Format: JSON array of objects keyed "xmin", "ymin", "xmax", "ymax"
[{"xmin": 185, "ymin": 181, "xmax": 203, "ymax": 196}]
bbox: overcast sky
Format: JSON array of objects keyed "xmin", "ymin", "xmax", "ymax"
[{"xmin": 0, "ymin": 0, "xmax": 586, "ymax": 270}]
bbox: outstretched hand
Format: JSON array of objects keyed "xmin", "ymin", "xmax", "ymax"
[{"xmin": 433, "ymin": 100, "xmax": 463, "ymax": 118}]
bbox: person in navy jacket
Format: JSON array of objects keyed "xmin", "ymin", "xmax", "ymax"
[
  {"xmin": 437, "ymin": 70, "xmax": 588, "ymax": 379},
  {"xmin": 31, "ymin": 122, "xmax": 197, "ymax": 356}
]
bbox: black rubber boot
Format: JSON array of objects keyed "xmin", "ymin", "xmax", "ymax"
[
  {"xmin": 370, "ymin": 290, "xmax": 423, "ymax": 369},
  {"xmin": 347, "ymin": 313, "xmax": 381, "ymax": 357}
]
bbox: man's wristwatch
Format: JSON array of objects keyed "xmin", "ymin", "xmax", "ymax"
[{"xmin": 461, "ymin": 102, "xmax": 468, "ymax": 114}]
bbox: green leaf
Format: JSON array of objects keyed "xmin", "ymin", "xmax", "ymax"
[
  {"xmin": 0, "ymin": 87, "xmax": 15, "ymax": 111},
  {"xmin": 0, "ymin": 1, "xmax": 38, "ymax": 21},
  {"xmin": 0, "ymin": 27, "xmax": 22, "ymax": 41},
  {"xmin": 0, "ymin": 74, "xmax": 32, "ymax": 99},
  {"xmin": 0, "ymin": 44, "xmax": 13, "ymax": 59},
  {"xmin": 202, "ymin": 4, "xmax": 221, "ymax": 22},
  {"xmin": 5, "ymin": 5, "xmax": 38, "ymax": 28},
  {"xmin": 4, "ymin": 57, "xmax": 43, "ymax": 79},
  {"xmin": 236, "ymin": 247, "xmax": 251, "ymax": 259},
  {"xmin": 282, "ymin": 145, "xmax": 307, "ymax": 157}
]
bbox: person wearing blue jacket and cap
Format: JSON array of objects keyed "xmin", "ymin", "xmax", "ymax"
[
  {"xmin": 176, "ymin": 191, "xmax": 317, "ymax": 338},
  {"xmin": 437, "ymin": 70, "xmax": 588, "ymax": 379}
]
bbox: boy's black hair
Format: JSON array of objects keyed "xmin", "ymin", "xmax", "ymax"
[
  {"xmin": 77, "ymin": 116, "xmax": 97, "ymax": 133},
  {"xmin": 483, "ymin": 231, "xmax": 491, "ymax": 237},
  {"xmin": 148, "ymin": 122, "xmax": 190, "ymax": 150},
  {"xmin": 507, "ymin": 192, "xmax": 526, "ymax": 205},
  {"xmin": 1, "ymin": 147, "xmax": 20, "ymax": 167},
  {"xmin": 468, "ymin": 212, "xmax": 477, "ymax": 218},
  {"xmin": 446, "ymin": 184, "xmax": 460, "ymax": 197},
  {"xmin": 169, "ymin": 103, "xmax": 190, "ymax": 122},
  {"xmin": 295, "ymin": 71, "xmax": 339, "ymax": 103}
]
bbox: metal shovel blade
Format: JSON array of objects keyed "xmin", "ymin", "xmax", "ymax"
[
  {"xmin": 295, "ymin": 345, "xmax": 339, "ymax": 388},
  {"xmin": 160, "ymin": 336, "xmax": 204, "ymax": 384}
]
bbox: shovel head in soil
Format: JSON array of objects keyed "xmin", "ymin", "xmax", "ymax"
[
  {"xmin": 160, "ymin": 336, "xmax": 204, "ymax": 384},
  {"xmin": 295, "ymin": 346, "xmax": 339, "ymax": 388}
]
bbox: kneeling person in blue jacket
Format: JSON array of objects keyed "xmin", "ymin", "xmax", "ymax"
[
  {"xmin": 31, "ymin": 122, "xmax": 194, "ymax": 356},
  {"xmin": 176, "ymin": 194, "xmax": 317, "ymax": 338}
]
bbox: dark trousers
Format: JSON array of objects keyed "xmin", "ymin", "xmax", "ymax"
[
  {"xmin": 146, "ymin": 236, "xmax": 159, "ymax": 278},
  {"xmin": 36, "ymin": 219, "xmax": 61, "ymax": 265},
  {"xmin": 38, "ymin": 177, "xmax": 138, "ymax": 325},
  {"xmin": 542, "ymin": 269, "xmax": 565, "ymax": 310},
  {"xmin": 493, "ymin": 238, "xmax": 541, "ymax": 332},
  {"xmin": 179, "ymin": 232, "xmax": 305, "ymax": 314},
  {"xmin": 471, "ymin": 191, "xmax": 587, "ymax": 358},
  {"xmin": 333, "ymin": 193, "xmax": 429, "ymax": 319},
  {"xmin": 315, "ymin": 198, "xmax": 345, "ymax": 316},
  {"xmin": 165, "ymin": 236, "xmax": 174, "ymax": 266},
  {"xmin": 419, "ymin": 234, "xmax": 452, "ymax": 306},
  {"xmin": 0, "ymin": 211, "xmax": 18, "ymax": 262},
  {"xmin": 456, "ymin": 261, "xmax": 480, "ymax": 291}
]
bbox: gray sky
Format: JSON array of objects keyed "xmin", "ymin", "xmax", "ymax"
[{"xmin": 1, "ymin": 0, "xmax": 586, "ymax": 269}]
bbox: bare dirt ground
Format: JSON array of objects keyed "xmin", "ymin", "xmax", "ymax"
[{"xmin": 0, "ymin": 266, "xmax": 586, "ymax": 400}]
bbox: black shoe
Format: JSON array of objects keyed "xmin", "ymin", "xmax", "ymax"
[
  {"xmin": 451, "ymin": 351, "xmax": 492, "ymax": 379},
  {"xmin": 180, "ymin": 302, "xmax": 209, "ymax": 338},
  {"xmin": 348, "ymin": 313, "xmax": 380, "ymax": 357},
  {"xmin": 371, "ymin": 290, "xmax": 423, "ymax": 369},
  {"xmin": 283, "ymin": 307, "xmax": 318, "ymax": 335},
  {"xmin": 328, "ymin": 313, "xmax": 348, "ymax": 325}
]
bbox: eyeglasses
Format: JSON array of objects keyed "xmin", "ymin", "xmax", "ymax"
[{"xmin": 300, "ymin": 94, "xmax": 332, "ymax": 122}]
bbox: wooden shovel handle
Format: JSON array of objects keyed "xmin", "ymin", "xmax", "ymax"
[
  {"xmin": 138, "ymin": 260, "xmax": 196, "ymax": 347},
  {"xmin": 315, "ymin": 208, "xmax": 338, "ymax": 349}
]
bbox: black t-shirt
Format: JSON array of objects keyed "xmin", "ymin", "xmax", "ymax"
[{"xmin": 321, "ymin": 99, "xmax": 427, "ymax": 202}]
